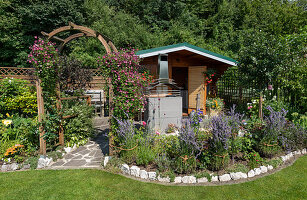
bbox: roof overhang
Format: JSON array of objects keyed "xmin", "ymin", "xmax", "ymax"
[{"xmin": 137, "ymin": 43, "xmax": 237, "ymax": 66}]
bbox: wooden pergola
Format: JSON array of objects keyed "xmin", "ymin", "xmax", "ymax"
[
  {"xmin": 41, "ymin": 22, "xmax": 117, "ymax": 53},
  {"xmin": 35, "ymin": 23, "xmax": 117, "ymax": 154}
]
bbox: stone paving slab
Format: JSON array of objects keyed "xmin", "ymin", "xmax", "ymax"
[{"xmin": 48, "ymin": 118, "xmax": 109, "ymax": 170}]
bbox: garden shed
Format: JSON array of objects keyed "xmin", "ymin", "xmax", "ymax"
[{"xmin": 137, "ymin": 42, "xmax": 237, "ymax": 114}]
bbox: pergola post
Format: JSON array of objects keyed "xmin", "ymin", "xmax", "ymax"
[{"xmin": 36, "ymin": 79, "xmax": 46, "ymax": 155}]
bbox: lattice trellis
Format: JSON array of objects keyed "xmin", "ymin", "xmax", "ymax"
[{"xmin": 0, "ymin": 67, "xmax": 35, "ymax": 76}]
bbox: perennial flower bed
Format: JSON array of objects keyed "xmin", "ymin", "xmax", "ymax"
[{"xmin": 107, "ymin": 106, "xmax": 307, "ymax": 181}]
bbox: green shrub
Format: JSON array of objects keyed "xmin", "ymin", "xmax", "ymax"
[
  {"xmin": 155, "ymin": 154, "xmax": 172, "ymax": 173},
  {"xmin": 258, "ymin": 137, "xmax": 282, "ymax": 158},
  {"xmin": 245, "ymin": 151, "xmax": 263, "ymax": 169},
  {"xmin": 208, "ymin": 153, "xmax": 230, "ymax": 171},
  {"xmin": 226, "ymin": 163, "xmax": 249, "ymax": 173},
  {"xmin": 263, "ymin": 157, "xmax": 283, "ymax": 168},
  {"xmin": 291, "ymin": 112, "xmax": 307, "ymax": 129},
  {"xmin": 158, "ymin": 171, "xmax": 176, "ymax": 182},
  {"xmin": 47, "ymin": 151, "xmax": 63, "ymax": 162},
  {"xmin": 135, "ymin": 137, "xmax": 156, "ymax": 166},
  {"xmin": 194, "ymin": 171, "xmax": 212, "ymax": 182},
  {"xmin": 23, "ymin": 156, "xmax": 39, "ymax": 170},
  {"xmin": 104, "ymin": 157, "xmax": 124, "ymax": 174},
  {"xmin": 63, "ymin": 103, "xmax": 94, "ymax": 147},
  {"xmin": 0, "ymin": 78, "xmax": 37, "ymax": 117},
  {"xmin": 172, "ymin": 156, "xmax": 197, "ymax": 174}
]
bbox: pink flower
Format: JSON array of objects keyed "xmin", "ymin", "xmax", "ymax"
[
  {"xmin": 142, "ymin": 121, "xmax": 146, "ymax": 126},
  {"xmin": 156, "ymin": 131, "xmax": 160, "ymax": 135},
  {"xmin": 248, "ymin": 106, "xmax": 253, "ymax": 110}
]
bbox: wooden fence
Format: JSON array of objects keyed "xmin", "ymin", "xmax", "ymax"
[{"xmin": 0, "ymin": 67, "xmax": 105, "ymax": 90}]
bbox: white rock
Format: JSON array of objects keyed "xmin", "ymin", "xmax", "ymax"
[
  {"xmin": 281, "ymin": 156, "xmax": 287, "ymax": 162},
  {"xmin": 130, "ymin": 166, "xmax": 140, "ymax": 177},
  {"xmin": 288, "ymin": 152, "xmax": 293, "ymax": 158},
  {"xmin": 22, "ymin": 164, "xmax": 31, "ymax": 170},
  {"xmin": 296, "ymin": 150, "xmax": 301, "ymax": 155},
  {"xmin": 254, "ymin": 168, "xmax": 261, "ymax": 175},
  {"xmin": 174, "ymin": 176, "xmax": 182, "ymax": 183},
  {"xmin": 103, "ymin": 156, "xmax": 110, "ymax": 167},
  {"xmin": 1, "ymin": 164, "xmax": 9, "ymax": 171},
  {"xmin": 148, "ymin": 172, "xmax": 156, "ymax": 180},
  {"xmin": 197, "ymin": 177, "xmax": 208, "ymax": 183},
  {"xmin": 230, "ymin": 172, "xmax": 242, "ymax": 180},
  {"xmin": 182, "ymin": 176, "xmax": 197, "ymax": 184},
  {"xmin": 139, "ymin": 170, "xmax": 148, "ymax": 179},
  {"xmin": 157, "ymin": 175, "xmax": 170, "ymax": 182},
  {"xmin": 219, "ymin": 174, "xmax": 231, "ymax": 182},
  {"xmin": 45, "ymin": 157, "xmax": 53, "ymax": 166},
  {"xmin": 64, "ymin": 147, "xmax": 72, "ymax": 153},
  {"xmin": 37, "ymin": 157, "xmax": 53, "ymax": 169},
  {"xmin": 302, "ymin": 148, "xmax": 306, "ymax": 154},
  {"xmin": 240, "ymin": 172, "xmax": 248, "ymax": 178},
  {"xmin": 10, "ymin": 163, "xmax": 18, "ymax": 171},
  {"xmin": 248, "ymin": 170, "xmax": 255, "ymax": 178},
  {"xmin": 260, "ymin": 166, "xmax": 268, "ymax": 173},
  {"xmin": 267, "ymin": 165, "xmax": 273, "ymax": 170},
  {"xmin": 211, "ymin": 176, "xmax": 219, "ymax": 182},
  {"xmin": 121, "ymin": 164, "xmax": 130, "ymax": 174}
]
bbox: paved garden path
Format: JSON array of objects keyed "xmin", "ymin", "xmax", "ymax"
[{"xmin": 48, "ymin": 117, "xmax": 109, "ymax": 170}]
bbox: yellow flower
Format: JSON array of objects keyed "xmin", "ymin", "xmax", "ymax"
[
  {"xmin": 2, "ymin": 119, "xmax": 12, "ymax": 126},
  {"xmin": 6, "ymin": 113, "xmax": 10, "ymax": 118}
]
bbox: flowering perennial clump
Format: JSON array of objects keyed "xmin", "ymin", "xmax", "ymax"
[{"xmin": 4, "ymin": 144, "xmax": 24, "ymax": 157}]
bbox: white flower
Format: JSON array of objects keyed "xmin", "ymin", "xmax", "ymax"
[{"xmin": 2, "ymin": 119, "xmax": 12, "ymax": 126}]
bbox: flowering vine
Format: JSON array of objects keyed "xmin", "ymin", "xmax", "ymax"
[
  {"xmin": 203, "ymin": 69, "xmax": 217, "ymax": 84},
  {"xmin": 98, "ymin": 49, "xmax": 152, "ymax": 121},
  {"xmin": 28, "ymin": 36, "xmax": 58, "ymax": 94}
]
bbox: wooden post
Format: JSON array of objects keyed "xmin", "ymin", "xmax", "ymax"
[
  {"xmin": 239, "ymin": 86, "xmax": 243, "ymax": 103},
  {"xmin": 86, "ymin": 96, "xmax": 92, "ymax": 106},
  {"xmin": 204, "ymin": 82, "xmax": 207, "ymax": 115},
  {"xmin": 56, "ymin": 82, "xmax": 64, "ymax": 146},
  {"xmin": 36, "ymin": 79, "xmax": 46, "ymax": 155},
  {"xmin": 259, "ymin": 92, "xmax": 263, "ymax": 120},
  {"xmin": 108, "ymin": 78, "xmax": 113, "ymax": 156}
]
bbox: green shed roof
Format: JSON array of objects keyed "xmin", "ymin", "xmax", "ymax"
[{"xmin": 136, "ymin": 42, "xmax": 237, "ymax": 66}]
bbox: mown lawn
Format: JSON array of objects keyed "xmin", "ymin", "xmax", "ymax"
[{"xmin": 0, "ymin": 156, "xmax": 306, "ymax": 200}]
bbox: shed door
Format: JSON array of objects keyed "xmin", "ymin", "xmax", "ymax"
[{"xmin": 188, "ymin": 66, "xmax": 206, "ymax": 111}]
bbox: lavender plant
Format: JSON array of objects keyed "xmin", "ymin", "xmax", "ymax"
[
  {"xmin": 227, "ymin": 105, "xmax": 245, "ymax": 134},
  {"xmin": 264, "ymin": 106, "xmax": 288, "ymax": 137},
  {"xmin": 190, "ymin": 109, "xmax": 203, "ymax": 130},
  {"xmin": 279, "ymin": 123, "xmax": 307, "ymax": 152},
  {"xmin": 208, "ymin": 115, "xmax": 232, "ymax": 170},
  {"xmin": 259, "ymin": 106, "xmax": 287, "ymax": 157},
  {"xmin": 179, "ymin": 118, "xmax": 203, "ymax": 157},
  {"xmin": 113, "ymin": 116, "xmax": 138, "ymax": 163},
  {"xmin": 209, "ymin": 115, "xmax": 231, "ymax": 153},
  {"xmin": 227, "ymin": 105, "xmax": 245, "ymax": 163}
]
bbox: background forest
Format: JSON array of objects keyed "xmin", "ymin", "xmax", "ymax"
[{"xmin": 1, "ymin": 0, "xmax": 306, "ymax": 67}]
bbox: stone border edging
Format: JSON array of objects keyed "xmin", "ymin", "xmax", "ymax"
[{"xmin": 104, "ymin": 148, "xmax": 306, "ymax": 185}]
